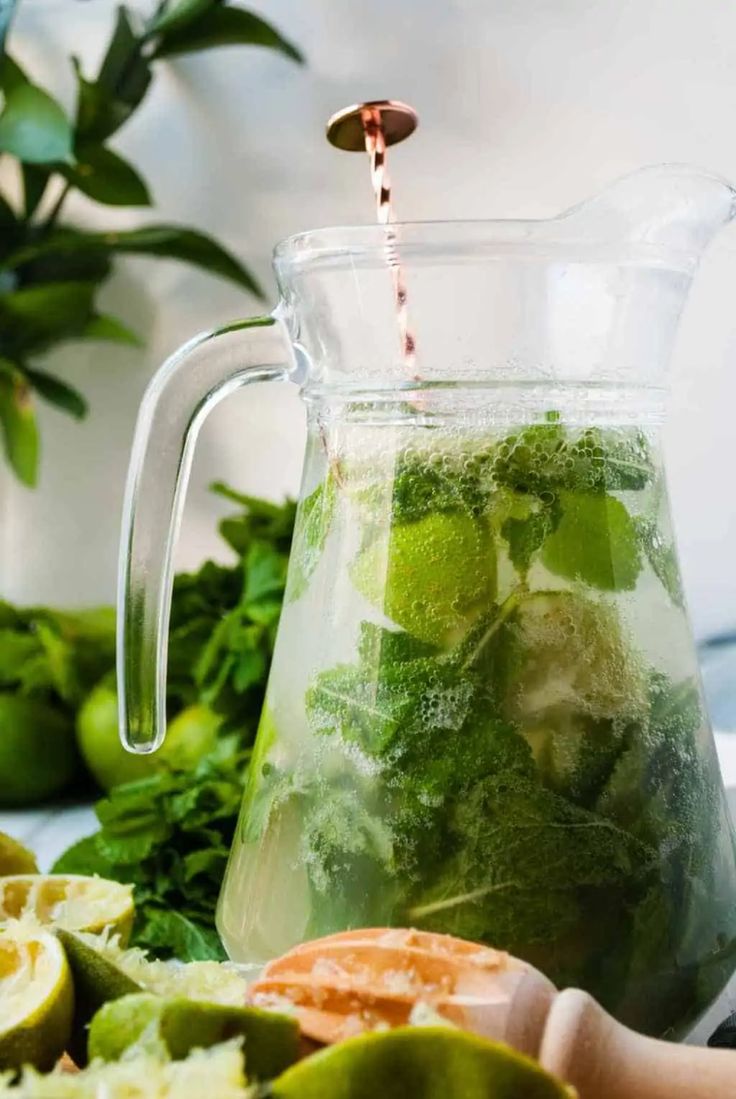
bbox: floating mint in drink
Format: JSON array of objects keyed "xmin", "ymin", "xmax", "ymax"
[{"xmin": 223, "ymin": 418, "xmax": 736, "ymax": 1039}]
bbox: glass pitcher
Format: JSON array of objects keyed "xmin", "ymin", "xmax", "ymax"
[{"xmin": 118, "ymin": 165, "xmax": 736, "ymax": 1039}]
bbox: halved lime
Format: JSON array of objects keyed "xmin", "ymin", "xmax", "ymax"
[
  {"xmin": 0, "ymin": 876, "xmax": 134, "ymax": 943},
  {"xmin": 351, "ymin": 512, "xmax": 495, "ymax": 646},
  {"xmin": 0, "ymin": 921, "xmax": 73, "ymax": 1072},
  {"xmin": 2, "ymin": 1039, "xmax": 247, "ymax": 1099},
  {"xmin": 0, "ymin": 834, "xmax": 38, "ymax": 876},
  {"xmin": 88, "ymin": 993, "xmax": 298, "ymax": 1079},
  {"xmin": 269, "ymin": 1026, "xmax": 574, "ymax": 1099}
]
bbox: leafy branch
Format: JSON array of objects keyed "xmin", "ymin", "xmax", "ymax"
[{"xmin": 0, "ymin": 0, "xmax": 303, "ymax": 485}]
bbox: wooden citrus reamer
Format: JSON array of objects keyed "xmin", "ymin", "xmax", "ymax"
[{"xmin": 248, "ymin": 928, "xmax": 736, "ymax": 1099}]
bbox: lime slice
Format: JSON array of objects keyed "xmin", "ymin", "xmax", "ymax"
[
  {"xmin": 58, "ymin": 930, "xmax": 250, "ymax": 1065},
  {"xmin": 2, "ymin": 1039, "xmax": 247, "ymax": 1099},
  {"xmin": 0, "ymin": 834, "xmax": 38, "ymax": 876},
  {"xmin": 0, "ymin": 921, "xmax": 73, "ymax": 1072},
  {"xmin": 57, "ymin": 930, "xmax": 141, "ymax": 1065},
  {"xmin": 269, "ymin": 1026, "xmax": 573, "ymax": 1099},
  {"xmin": 0, "ymin": 876, "xmax": 134, "ymax": 943},
  {"xmin": 88, "ymin": 993, "xmax": 298, "ymax": 1079},
  {"xmin": 351, "ymin": 512, "xmax": 495, "ymax": 646}
]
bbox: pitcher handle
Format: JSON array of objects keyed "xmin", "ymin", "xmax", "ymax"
[{"xmin": 117, "ymin": 315, "xmax": 295, "ymax": 753}]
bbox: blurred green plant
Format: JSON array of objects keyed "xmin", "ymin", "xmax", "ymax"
[{"xmin": 0, "ymin": 0, "xmax": 302, "ymax": 485}]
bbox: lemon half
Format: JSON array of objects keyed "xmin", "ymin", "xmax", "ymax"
[
  {"xmin": 0, "ymin": 876, "xmax": 134, "ymax": 944},
  {"xmin": 0, "ymin": 922, "xmax": 73, "ymax": 1072}
]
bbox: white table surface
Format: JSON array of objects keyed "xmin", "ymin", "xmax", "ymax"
[{"xmin": 4, "ymin": 735, "xmax": 736, "ymax": 1045}]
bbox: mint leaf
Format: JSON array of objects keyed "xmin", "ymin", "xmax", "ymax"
[
  {"xmin": 407, "ymin": 772, "xmax": 654, "ymax": 953},
  {"xmin": 136, "ymin": 908, "xmax": 225, "ymax": 961},
  {"xmin": 493, "ymin": 423, "xmax": 654, "ymax": 496},
  {"xmin": 52, "ymin": 834, "xmax": 116, "ymax": 878},
  {"xmin": 389, "ymin": 450, "xmax": 489, "ymax": 524},
  {"xmin": 285, "ymin": 477, "xmax": 336, "ymax": 603},
  {"xmin": 542, "ymin": 491, "xmax": 642, "ymax": 590},
  {"xmin": 357, "ymin": 622, "xmax": 439, "ymax": 666},
  {"xmin": 635, "ymin": 516, "xmax": 684, "ymax": 608},
  {"xmin": 500, "ymin": 494, "xmax": 561, "ymax": 575}
]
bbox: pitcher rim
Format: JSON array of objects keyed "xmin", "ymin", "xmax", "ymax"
[{"xmin": 272, "ymin": 221, "xmax": 699, "ymax": 275}]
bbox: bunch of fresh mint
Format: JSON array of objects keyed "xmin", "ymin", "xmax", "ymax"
[{"xmin": 49, "ymin": 485, "xmax": 295, "ymax": 959}]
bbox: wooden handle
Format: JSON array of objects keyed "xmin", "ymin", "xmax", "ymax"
[{"xmin": 539, "ymin": 988, "xmax": 736, "ymax": 1099}]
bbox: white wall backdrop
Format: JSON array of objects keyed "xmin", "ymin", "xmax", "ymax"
[{"xmin": 3, "ymin": 0, "xmax": 736, "ymax": 639}]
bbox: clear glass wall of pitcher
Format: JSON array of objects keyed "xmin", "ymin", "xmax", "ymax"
[{"xmin": 117, "ymin": 166, "xmax": 736, "ymax": 1038}]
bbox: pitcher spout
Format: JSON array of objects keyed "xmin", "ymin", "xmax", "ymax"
[{"xmin": 557, "ymin": 164, "xmax": 736, "ymax": 261}]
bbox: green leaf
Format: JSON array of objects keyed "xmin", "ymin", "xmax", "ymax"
[
  {"xmin": 0, "ymin": 188, "xmax": 20, "ymax": 260},
  {"xmin": 52, "ymin": 834, "xmax": 116, "ymax": 877},
  {"xmin": 137, "ymin": 907, "xmax": 226, "ymax": 961},
  {"xmin": 5, "ymin": 226, "xmax": 263, "ymax": 297},
  {"xmin": 98, "ymin": 5, "xmax": 151, "ymax": 109},
  {"xmin": 0, "ymin": 361, "xmax": 38, "ymax": 485},
  {"xmin": 0, "ymin": 281, "xmax": 97, "ymax": 353},
  {"xmin": 1, "ymin": 54, "xmax": 28, "ymax": 95},
  {"xmin": 243, "ymin": 541, "xmax": 288, "ymax": 604},
  {"xmin": 21, "ymin": 164, "xmax": 49, "ymax": 219},
  {"xmin": 0, "ymin": 81, "xmax": 73, "ymax": 163},
  {"xmin": 24, "ymin": 367, "xmax": 88, "ymax": 419},
  {"xmin": 635, "ymin": 516, "xmax": 684, "ymax": 608},
  {"xmin": 10, "ymin": 237, "xmax": 112, "ymax": 286},
  {"xmin": 0, "ymin": 628, "xmax": 41, "ymax": 684},
  {"xmin": 101, "ymin": 225, "xmax": 263, "ymax": 295},
  {"xmin": 153, "ymin": 6, "xmax": 304, "ymax": 63},
  {"xmin": 61, "ymin": 143, "xmax": 152, "ymax": 206},
  {"xmin": 285, "ymin": 477, "xmax": 336, "ymax": 603},
  {"xmin": 148, "ymin": 0, "xmax": 219, "ymax": 36},
  {"xmin": 81, "ymin": 312, "xmax": 142, "ymax": 346},
  {"xmin": 541, "ymin": 491, "xmax": 642, "ymax": 591},
  {"xmin": 74, "ymin": 7, "xmax": 151, "ymax": 143},
  {"xmin": 500, "ymin": 494, "xmax": 561, "ymax": 576},
  {"xmin": 493, "ymin": 423, "xmax": 654, "ymax": 497},
  {"xmin": 73, "ymin": 58, "xmax": 133, "ymax": 146}
]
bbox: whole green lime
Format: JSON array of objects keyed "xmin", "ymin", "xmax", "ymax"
[
  {"xmin": 76, "ymin": 686, "xmax": 221, "ymax": 792},
  {"xmin": 351, "ymin": 512, "xmax": 496, "ymax": 646},
  {"xmin": 0, "ymin": 694, "xmax": 79, "ymax": 807}
]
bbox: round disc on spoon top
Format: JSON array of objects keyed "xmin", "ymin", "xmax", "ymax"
[{"xmin": 326, "ymin": 100, "xmax": 419, "ymax": 151}]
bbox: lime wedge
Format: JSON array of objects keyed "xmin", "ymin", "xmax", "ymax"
[
  {"xmin": 0, "ymin": 921, "xmax": 73, "ymax": 1072},
  {"xmin": 0, "ymin": 876, "xmax": 134, "ymax": 943},
  {"xmin": 88, "ymin": 993, "xmax": 298, "ymax": 1079},
  {"xmin": 269, "ymin": 1027, "xmax": 574, "ymax": 1099},
  {"xmin": 0, "ymin": 834, "xmax": 38, "ymax": 876},
  {"xmin": 58, "ymin": 930, "xmax": 250, "ymax": 1065},
  {"xmin": 1, "ymin": 1039, "xmax": 247, "ymax": 1099},
  {"xmin": 57, "ymin": 930, "xmax": 141, "ymax": 1065}
]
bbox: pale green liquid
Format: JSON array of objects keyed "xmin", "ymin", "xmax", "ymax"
[{"xmin": 218, "ymin": 413, "xmax": 736, "ymax": 1038}]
